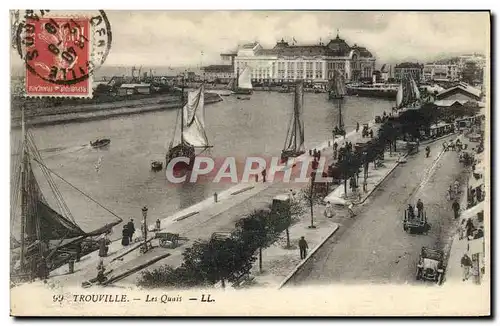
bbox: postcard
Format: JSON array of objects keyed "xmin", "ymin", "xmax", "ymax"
[{"xmin": 9, "ymin": 10, "xmax": 490, "ymax": 316}]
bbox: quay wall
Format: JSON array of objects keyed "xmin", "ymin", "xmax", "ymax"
[{"xmin": 10, "ymin": 93, "xmax": 223, "ymax": 129}]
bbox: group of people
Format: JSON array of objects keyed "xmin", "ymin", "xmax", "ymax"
[
  {"xmin": 333, "ymin": 140, "xmax": 355, "ymax": 162},
  {"xmin": 360, "ymin": 124, "xmax": 374, "ymax": 139},
  {"xmin": 443, "ymin": 138, "xmax": 464, "ymax": 152},
  {"xmin": 407, "ymin": 199, "xmax": 425, "ymax": 219},
  {"xmin": 121, "ymin": 219, "xmax": 136, "ymax": 246},
  {"xmin": 447, "ymin": 180, "xmax": 461, "ymax": 201}
]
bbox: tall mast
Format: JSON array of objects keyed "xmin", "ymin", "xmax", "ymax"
[
  {"xmin": 180, "ymin": 75, "xmax": 185, "ymax": 144},
  {"xmin": 20, "ymin": 106, "xmax": 26, "ymax": 273}
]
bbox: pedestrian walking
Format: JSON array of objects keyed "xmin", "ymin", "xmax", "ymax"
[
  {"xmin": 425, "ymin": 146, "xmax": 430, "ymax": 158},
  {"xmin": 75, "ymin": 242, "xmax": 82, "ymax": 262},
  {"xmin": 461, "ymin": 254, "xmax": 472, "ymax": 281},
  {"xmin": 363, "ymin": 179, "xmax": 368, "ymax": 192},
  {"xmin": 333, "ymin": 148, "xmax": 338, "ymax": 160},
  {"xmin": 443, "ymin": 141, "xmax": 448, "ymax": 151},
  {"xmin": 459, "ymin": 219, "xmax": 466, "ymax": 240},
  {"xmin": 333, "ymin": 142, "xmax": 338, "ymax": 152},
  {"xmin": 416, "ymin": 199, "xmax": 424, "ymax": 218},
  {"xmin": 452, "ymin": 200, "xmax": 460, "ymax": 220},
  {"xmin": 356, "ymin": 122, "xmax": 360, "ymax": 132},
  {"xmin": 454, "ymin": 180, "xmax": 460, "ymax": 196},
  {"xmin": 155, "ymin": 218, "xmax": 161, "ymax": 231},
  {"xmin": 127, "ymin": 219, "xmax": 136, "ymax": 243},
  {"xmin": 121, "ymin": 225, "xmax": 130, "ymax": 246},
  {"xmin": 261, "ymin": 169, "xmax": 267, "ymax": 182},
  {"xmin": 324, "ymin": 201, "xmax": 333, "ymax": 218},
  {"xmin": 298, "ymin": 236, "xmax": 308, "ymax": 259},
  {"xmin": 347, "ymin": 201, "xmax": 355, "ymax": 218},
  {"xmin": 466, "ymin": 218, "xmax": 475, "ymax": 239},
  {"xmin": 447, "ymin": 185, "xmax": 454, "ymax": 201},
  {"xmin": 369, "ymin": 129, "xmax": 374, "ymax": 138}
]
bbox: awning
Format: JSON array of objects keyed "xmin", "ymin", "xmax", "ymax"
[
  {"xmin": 461, "ymin": 203, "xmax": 484, "ymax": 221},
  {"xmin": 468, "ymin": 238, "xmax": 484, "ymax": 255},
  {"xmin": 469, "ymin": 175, "xmax": 484, "ymax": 190}
]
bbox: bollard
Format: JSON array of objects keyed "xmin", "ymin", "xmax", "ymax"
[
  {"xmin": 214, "ymin": 192, "xmax": 218, "ymax": 203},
  {"xmin": 68, "ymin": 259, "xmax": 75, "ymax": 274}
]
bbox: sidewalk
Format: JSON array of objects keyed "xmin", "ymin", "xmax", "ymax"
[
  {"xmin": 444, "ymin": 133, "xmax": 486, "ymax": 286},
  {"xmin": 248, "ymin": 204, "xmax": 341, "ymax": 288}
]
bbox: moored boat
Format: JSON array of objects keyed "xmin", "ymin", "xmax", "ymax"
[
  {"xmin": 346, "ymin": 83, "xmax": 399, "ymax": 99},
  {"xmin": 151, "ymin": 161, "xmax": 163, "ymax": 171},
  {"xmin": 11, "ymin": 110, "xmax": 122, "ymax": 283},
  {"xmin": 90, "ymin": 138, "xmax": 111, "ymax": 148},
  {"xmin": 281, "ymin": 80, "xmax": 306, "ymax": 163},
  {"xmin": 165, "ymin": 79, "xmax": 213, "ymax": 171},
  {"xmin": 232, "ymin": 66, "xmax": 253, "ymax": 95}
]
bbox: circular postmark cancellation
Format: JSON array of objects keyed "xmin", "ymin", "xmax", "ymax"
[{"xmin": 14, "ymin": 10, "xmax": 112, "ymax": 97}]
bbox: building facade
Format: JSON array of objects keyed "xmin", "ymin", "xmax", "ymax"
[
  {"xmin": 231, "ymin": 34, "xmax": 376, "ymax": 84},
  {"xmin": 201, "ymin": 64, "xmax": 234, "ymax": 83},
  {"xmin": 423, "ymin": 63, "xmax": 460, "ymax": 82},
  {"xmin": 394, "ymin": 62, "xmax": 424, "ymax": 82}
]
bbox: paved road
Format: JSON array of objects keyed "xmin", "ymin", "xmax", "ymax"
[{"xmin": 287, "ymin": 135, "xmax": 469, "ymax": 286}]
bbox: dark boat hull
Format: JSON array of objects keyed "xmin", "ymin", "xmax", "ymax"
[
  {"xmin": 346, "ymin": 86, "xmax": 397, "ymax": 99},
  {"xmin": 280, "ymin": 150, "xmax": 305, "ymax": 163},
  {"xmin": 232, "ymin": 88, "xmax": 253, "ymax": 95},
  {"xmin": 165, "ymin": 143, "xmax": 196, "ymax": 171},
  {"xmin": 90, "ymin": 139, "xmax": 111, "ymax": 148}
]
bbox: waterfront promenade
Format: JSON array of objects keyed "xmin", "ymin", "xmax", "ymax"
[{"xmin": 49, "ymin": 122, "xmax": 384, "ymax": 287}]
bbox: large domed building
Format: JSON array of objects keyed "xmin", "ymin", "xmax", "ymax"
[{"xmin": 223, "ymin": 32, "xmax": 376, "ymax": 84}]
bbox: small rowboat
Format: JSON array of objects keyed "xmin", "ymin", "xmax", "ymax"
[
  {"xmin": 90, "ymin": 138, "xmax": 111, "ymax": 149},
  {"xmin": 151, "ymin": 161, "xmax": 163, "ymax": 171}
]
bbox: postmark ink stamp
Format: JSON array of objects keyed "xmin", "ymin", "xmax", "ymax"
[{"xmin": 14, "ymin": 10, "xmax": 112, "ymax": 98}]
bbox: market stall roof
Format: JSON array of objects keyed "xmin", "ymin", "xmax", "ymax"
[{"xmin": 460, "ymin": 203, "xmax": 484, "ymax": 222}]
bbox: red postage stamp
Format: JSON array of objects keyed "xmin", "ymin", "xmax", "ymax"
[{"xmin": 23, "ymin": 16, "xmax": 92, "ymax": 97}]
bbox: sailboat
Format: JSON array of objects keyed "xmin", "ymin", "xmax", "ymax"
[
  {"xmin": 232, "ymin": 66, "xmax": 253, "ymax": 96},
  {"xmin": 328, "ymin": 70, "xmax": 347, "ymax": 100},
  {"xmin": 281, "ymin": 80, "xmax": 306, "ymax": 163},
  {"xmin": 11, "ymin": 109, "xmax": 123, "ymax": 283},
  {"xmin": 395, "ymin": 76, "xmax": 421, "ymax": 112},
  {"xmin": 165, "ymin": 81, "xmax": 212, "ymax": 170},
  {"xmin": 331, "ymin": 70, "xmax": 347, "ymax": 137}
]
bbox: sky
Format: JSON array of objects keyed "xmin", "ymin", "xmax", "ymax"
[{"xmin": 11, "ymin": 11, "xmax": 490, "ymax": 69}]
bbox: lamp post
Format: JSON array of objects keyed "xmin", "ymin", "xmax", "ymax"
[{"xmin": 142, "ymin": 206, "xmax": 148, "ymax": 252}]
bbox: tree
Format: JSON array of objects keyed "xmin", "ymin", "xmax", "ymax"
[
  {"xmin": 181, "ymin": 237, "xmax": 256, "ymax": 288},
  {"xmin": 235, "ymin": 209, "xmax": 278, "ymax": 273},
  {"xmin": 378, "ymin": 121, "xmax": 399, "ymax": 154},
  {"xmin": 299, "ymin": 172, "xmax": 327, "ymax": 229},
  {"xmin": 268, "ymin": 196, "xmax": 305, "ymax": 248},
  {"xmin": 336, "ymin": 152, "xmax": 362, "ymax": 197}
]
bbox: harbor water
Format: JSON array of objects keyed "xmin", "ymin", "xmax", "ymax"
[{"xmin": 11, "ymin": 92, "xmax": 394, "ymax": 239}]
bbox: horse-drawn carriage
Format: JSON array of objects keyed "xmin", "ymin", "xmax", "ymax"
[{"xmin": 403, "ymin": 208, "xmax": 430, "ymax": 234}]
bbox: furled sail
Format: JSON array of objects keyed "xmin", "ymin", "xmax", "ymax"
[
  {"xmin": 284, "ymin": 81, "xmax": 305, "ymax": 152},
  {"xmin": 411, "ymin": 79, "xmax": 421, "ymax": 100},
  {"xmin": 182, "ymin": 85, "xmax": 209, "ymax": 147},
  {"xmin": 329, "ymin": 70, "xmax": 346, "ymax": 97},
  {"xmin": 397, "ymin": 77, "xmax": 420, "ymax": 108},
  {"xmin": 237, "ymin": 67, "xmax": 253, "ymax": 90},
  {"xmin": 396, "ymin": 84, "xmax": 403, "ymax": 108}
]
